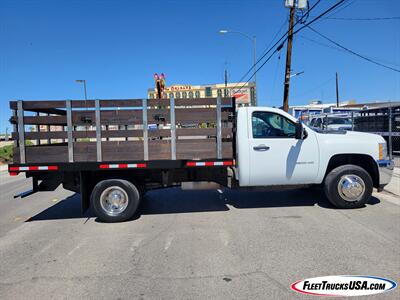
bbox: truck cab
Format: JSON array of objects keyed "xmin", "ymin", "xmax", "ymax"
[{"xmin": 235, "ymin": 107, "xmax": 393, "ymax": 207}]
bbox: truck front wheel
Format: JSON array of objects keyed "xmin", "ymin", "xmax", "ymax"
[
  {"xmin": 324, "ymin": 164, "xmax": 373, "ymax": 209},
  {"xmin": 91, "ymin": 179, "xmax": 141, "ymax": 222}
]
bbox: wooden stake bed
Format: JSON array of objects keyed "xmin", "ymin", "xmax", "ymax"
[{"xmin": 9, "ymin": 97, "xmax": 235, "ymax": 165}]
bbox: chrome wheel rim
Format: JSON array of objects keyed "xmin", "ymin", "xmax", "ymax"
[
  {"xmin": 100, "ymin": 186, "xmax": 129, "ymax": 216},
  {"xmin": 337, "ymin": 174, "xmax": 365, "ymax": 202}
]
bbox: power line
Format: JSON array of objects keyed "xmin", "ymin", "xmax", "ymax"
[
  {"xmin": 261, "ymin": 17, "xmax": 288, "ymax": 57},
  {"xmin": 299, "ymin": 34, "xmax": 348, "ymax": 54},
  {"xmin": 233, "ymin": 0, "xmax": 346, "ymax": 93},
  {"xmin": 299, "ymin": 34, "xmax": 400, "ymax": 68},
  {"xmin": 320, "ymin": 0, "xmax": 357, "ymax": 20},
  {"xmin": 293, "ymin": 76, "xmax": 335, "ymax": 98},
  {"xmin": 325, "ymin": 16, "xmax": 400, "ymax": 20},
  {"xmin": 306, "ymin": 26, "xmax": 400, "ymax": 73},
  {"xmin": 232, "ymin": 0, "xmax": 325, "ymax": 91}
]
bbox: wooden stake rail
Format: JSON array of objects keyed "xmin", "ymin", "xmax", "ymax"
[{"xmin": 10, "ymin": 97, "xmax": 235, "ymax": 164}]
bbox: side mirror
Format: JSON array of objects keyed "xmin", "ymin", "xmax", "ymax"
[{"xmin": 295, "ymin": 122, "xmax": 306, "ymax": 139}]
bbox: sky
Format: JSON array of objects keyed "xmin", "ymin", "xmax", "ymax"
[{"xmin": 1, "ymin": 0, "xmax": 399, "ymax": 133}]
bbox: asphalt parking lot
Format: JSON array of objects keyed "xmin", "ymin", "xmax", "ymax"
[{"xmin": 0, "ymin": 171, "xmax": 399, "ymax": 299}]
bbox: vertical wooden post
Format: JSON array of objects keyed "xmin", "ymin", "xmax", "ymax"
[
  {"xmin": 170, "ymin": 97, "xmax": 176, "ymax": 160},
  {"xmin": 95, "ymin": 99, "xmax": 102, "ymax": 162},
  {"xmin": 17, "ymin": 101, "xmax": 26, "ymax": 164}
]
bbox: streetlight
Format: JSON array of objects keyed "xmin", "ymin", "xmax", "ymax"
[
  {"xmin": 219, "ymin": 29, "xmax": 257, "ymax": 106},
  {"xmin": 289, "ymin": 71, "xmax": 304, "ymax": 78},
  {"xmin": 75, "ymin": 79, "xmax": 87, "ymax": 100}
]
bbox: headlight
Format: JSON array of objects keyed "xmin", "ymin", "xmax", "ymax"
[{"xmin": 379, "ymin": 142, "xmax": 388, "ymax": 160}]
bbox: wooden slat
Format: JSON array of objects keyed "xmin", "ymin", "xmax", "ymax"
[
  {"xmin": 176, "ymin": 109, "xmax": 230, "ymax": 122},
  {"xmin": 176, "ymin": 140, "xmax": 233, "ymax": 160},
  {"xmin": 10, "ymin": 101, "xmax": 66, "ymax": 110},
  {"xmin": 102, "ymin": 141, "xmax": 144, "ymax": 161},
  {"xmin": 176, "ymin": 97, "xmax": 232, "ymax": 106},
  {"xmin": 148, "ymin": 129, "xmax": 171, "ymax": 137},
  {"xmin": 148, "ymin": 140, "xmax": 171, "ymax": 160},
  {"xmin": 15, "ymin": 128, "xmax": 233, "ymax": 140},
  {"xmin": 147, "ymin": 99, "xmax": 169, "ymax": 106},
  {"xmin": 30, "ymin": 108, "xmax": 66, "ymax": 115},
  {"xmin": 14, "ymin": 131, "xmax": 67, "ymax": 140},
  {"xmin": 13, "ymin": 145, "xmax": 68, "ymax": 163},
  {"xmin": 72, "ymin": 110, "xmax": 143, "ymax": 125},
  {"xmin": 101, "ymin": 99, "xmax": 143, "ymax": 107},
  {"xmin": 12, "ymin": 140, "xmax": 233, "ymax": 163},
  {"xmin": 10, "ymin": 98, "xmax": 234, "ymax": 110},
  {"xmin": 176, "ymin": 128, "xmax": 233, "ymax": 137},
  {"xmin": 16, "ymin": 116, "xmax": 67, "ymax": 125}
]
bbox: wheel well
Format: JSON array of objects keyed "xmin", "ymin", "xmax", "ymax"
[{"xmin": 325, "ymin": 154, "xmax": 379, "ymax": 188}]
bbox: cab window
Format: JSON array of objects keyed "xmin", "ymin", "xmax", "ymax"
[{"xmin": 252, "ymin": 111, "xmax": 296, "ymax": 138}]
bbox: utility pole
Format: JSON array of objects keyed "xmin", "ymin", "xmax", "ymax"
[
  {"xmin": 224, "ymin": 68, "xmax": 228, "ymax": 97},
  {"xmin": 282, "ymin": 5, "xmax": 295, "ymax": 112},
  {"xmin": 335, "ymin": 72, "xmax": 340, "ymax": 107},
  {"xmin": 252, "ymin": 36, "xmax": 257, "ymax": 106}
]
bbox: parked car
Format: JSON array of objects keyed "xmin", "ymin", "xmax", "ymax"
[{"xmin": 310, "ymin": 115, "xmax": 352, "ymax": 131}]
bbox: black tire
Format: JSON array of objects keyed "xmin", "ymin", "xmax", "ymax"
[
  {"xmin": 324, "ymin": 164, "xmax": 373, "ymax": 209},
  {"xmin": 91, "ymin": 179, "xmax": 141, "ymax": 222}
]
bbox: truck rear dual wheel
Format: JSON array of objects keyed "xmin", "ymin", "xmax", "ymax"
[
  {"xmin": 91, "ymin": 179, "xmax": 141, "ymax": 222},
  {"xmin": 324, "ymin": 164, "xmax": 373, "ymax": 209}
]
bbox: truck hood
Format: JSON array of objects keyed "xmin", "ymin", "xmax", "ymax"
[
  {"xmin": 344, "ymin": 130, "xmax": 385, "ymax": 142},
  {"xmin": 314, "ymin": 129, "xmax": 386, "ymax": 144},
  {"xmin": 312, "ymin": 129, "xmax": 385, "ymax": 163}
]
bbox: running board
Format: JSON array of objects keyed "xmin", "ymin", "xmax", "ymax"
[{"xmin": 14, "ymin": 189, "xmax": 37, "ymax": 199}]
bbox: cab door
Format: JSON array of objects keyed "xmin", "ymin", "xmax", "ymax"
[{"xmin": 248, "ymin": 110, "xmax": 319, "ymax": 186}]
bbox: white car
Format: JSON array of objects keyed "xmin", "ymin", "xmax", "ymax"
[{"xmin": 310, "ymin": 116, "xmax": 353, "ymax": 131}]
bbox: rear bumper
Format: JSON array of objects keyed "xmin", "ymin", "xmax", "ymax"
[{"xmin": 377, "ymin": 159, "xmax": 394, "ymax": 191}]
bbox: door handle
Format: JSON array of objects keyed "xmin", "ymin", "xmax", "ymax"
[{"xmin": 253, "ymin": 145, "xmax": 270, "ymax": 151}]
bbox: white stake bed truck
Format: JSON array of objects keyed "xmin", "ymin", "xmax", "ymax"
[{"xmin": 9, "ymin": 97, "xmax": 394, "ymax": 222}]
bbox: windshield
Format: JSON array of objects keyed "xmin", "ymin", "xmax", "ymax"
[{"xmin": 327, "ymin": 118, "xmax": 351, "ymax": 125}]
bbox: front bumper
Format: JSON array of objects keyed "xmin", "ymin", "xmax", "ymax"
[{"xmin": 377, "ymin": 159, "xmax": 394, "ymax": 191}]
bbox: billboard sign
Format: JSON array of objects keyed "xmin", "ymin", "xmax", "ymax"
[{"xmin": 232, "ymin": 87, "xmax": 251, "ymax": 104}]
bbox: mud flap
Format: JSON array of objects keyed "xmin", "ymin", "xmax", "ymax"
[{"xmin": 80, "ymin": 171, "xmax": 91, "ymax": 213}]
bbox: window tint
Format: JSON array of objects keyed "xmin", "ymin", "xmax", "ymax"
[{"xmin": 252, "ymin": 111, "xmax": 296, "ymax": 138}]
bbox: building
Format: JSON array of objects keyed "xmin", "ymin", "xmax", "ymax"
[{"xmin": 147, "ymin": 82, "xmax": 256, "ymax": 105}]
